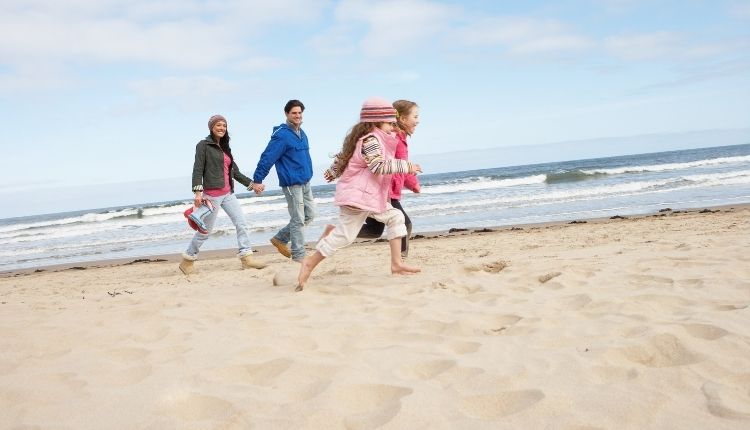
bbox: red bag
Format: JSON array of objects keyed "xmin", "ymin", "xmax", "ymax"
[{"xmin": 183, "ymin": 200, "xmax": 215, "ymax": 234}]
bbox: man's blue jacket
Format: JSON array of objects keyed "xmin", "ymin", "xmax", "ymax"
[{"xmin": 253, "ymin": 123, "xmax": 313, "ymax": 187}]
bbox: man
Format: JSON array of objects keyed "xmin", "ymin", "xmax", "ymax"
[{"xmin": 252, "ymin": 100, "xmax": 315, "ymax": 262}]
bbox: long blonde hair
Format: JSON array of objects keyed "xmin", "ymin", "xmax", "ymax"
[
  {"xmin": 332, "ymin": 122, "xmax": 380, "ymax": 179},
  {"xmin": 393, "ymin": 99, "xmax": 418, "ymax": 136}
]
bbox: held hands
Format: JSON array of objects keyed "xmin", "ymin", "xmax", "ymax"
[
  {"xmin": 323, "ymin": 169, "xmax": 335, "ymax": 183},
  {"xmin": 252, "ymin": 183, "xmax": 265, "ymax": 195},
  {"xmin": 409, "ymin": 163, "xmax": 422, "ymax": 174}
]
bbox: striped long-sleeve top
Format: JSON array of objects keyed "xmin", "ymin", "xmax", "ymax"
[{"xmin": 324, "ymin": 135, "xmax": 413, "ymax": 181}]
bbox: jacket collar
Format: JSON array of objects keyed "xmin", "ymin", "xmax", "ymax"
[{"xmin": 203, "ymin": 135, "xmax": 221, "ymax": 146}]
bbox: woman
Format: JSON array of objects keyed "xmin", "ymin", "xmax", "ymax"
[{"xmin": 179, "ymin": 114, "xmax": 266, "ymax": 275}]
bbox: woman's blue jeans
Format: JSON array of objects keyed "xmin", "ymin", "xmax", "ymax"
[{"xmin": 185, "ymin": 192, "xmax": 253, "ymax": 258}]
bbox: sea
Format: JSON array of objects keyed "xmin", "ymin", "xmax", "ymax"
[{"xmin": 1, "ymin": 143, "xmax": 749, "ymax": 273}]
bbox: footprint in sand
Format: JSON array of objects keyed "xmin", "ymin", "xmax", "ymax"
[
  {"xmin": 619, "ymin": 333, "xmax": 701, "ymax": 367},
  {"xmin": 105, "ymin": 347, "xmax": 150, "ymax": 362},
  {"xmin": 95, "ymin": 365, "xmax": 152, "ymax": 386},
  {"xmin": 682, "ymin": 323, "xmax": 729, "ymax": 340},
  {"xmin": 396, "ymin": 360, "xmax": 456, "ymax": 380},
  {"xmin": 459, "ymin": 389, "xmax": 545, "ymax": 419},
  {"xmin": 446, "ymin": 340, "xmax": 482, "ymax": 354},
  {"xmin": 555, "ymin": 294, "xmax": 592, "ymax": 311},
  {"xmin": 712, "ymin": 303, "xmax": 748, "ymax": 312},
  {"xmin": 207, "ymin": 358, "xmax": 294, "ymax": 387},
  {"xmin": 464, "ymin": 260, "xmax": 509, "ymax": 274},
  {"xmin": 159, "ymin": 391, "xmax": 238, "ymax": 421},
  {"xmin": 323, "ymin": 383, "xmax": 412, "ymax": 428},
  {"xmin": 702, "ymin": 381, "xmax": 750, "ymax": 420},
  {"xmin": 589, "ymin": 365, "xmax": 639, "ymax": 384},
  {"xmin": 49, "ymin": 372, "xmax": 89, "ymax": 391},
  {"xmin": 133, "ymin": 327, "xmax": 170, "ymax": 343},
  {"xmin": 481, "ymin": 314, "xmax": 523, "ymax": 335}
]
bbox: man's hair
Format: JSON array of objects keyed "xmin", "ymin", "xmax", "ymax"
[{"xmin": 284, "ymin": 99, "xmax": 305, "ymax": 113}]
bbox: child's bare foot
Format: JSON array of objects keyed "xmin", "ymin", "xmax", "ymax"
[
  {"xmin": 296, "ymin": 256, "xmax": 314, "ymax": 292},
  {"xmin": 391, "ymin": 262, "xmax": 421, "ymax": 275},
  {"xmin": 318, "ymin": 224, "xmax": 335, "ymax": 241}
]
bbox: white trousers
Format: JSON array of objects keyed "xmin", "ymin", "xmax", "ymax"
[{"xmin": 316, "ymin": 204, "xmax": 407, "ymax": 258}]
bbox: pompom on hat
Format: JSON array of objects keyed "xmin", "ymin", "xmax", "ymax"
[
  {"xmin": 208, "ymin": 114, "xmax": 227, "ymax": 130},
  {"xmin": 360, "ymin": 97, "xmax": 397, "ymax": 123}
]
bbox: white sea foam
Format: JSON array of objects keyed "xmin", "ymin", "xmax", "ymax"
[
  {"xmin": 420, "ymin": 174, "xmax": 546, "ymax": 194},
  {"xmin": 581, "ymin": 155, "xmax": 750, "ymax": 176}
]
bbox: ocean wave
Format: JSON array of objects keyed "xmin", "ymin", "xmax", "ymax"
[
  {"xmin": 410, "ymin": 170, "xmax": 750, "ymax": 214},
  {"xmin": 420, "ymin": 174, "xmax": 546, "ymax": 194},
  {"xmin": 580, "ymin": 155, "xmax": 750, "ymax": 176},
  {"xmin": 545, "ymin": 170, "xmax": 607, "ymax": 184}
]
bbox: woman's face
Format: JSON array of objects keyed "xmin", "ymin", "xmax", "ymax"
[
  {"xmin": 399, "ymin": 106, "xmax": 419, "ymax": 135},
  {"xmin": 212, "ymin": 120, "xmax": 227, "ymax": 138}
]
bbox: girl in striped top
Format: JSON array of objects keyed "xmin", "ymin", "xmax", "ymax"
[{"xmin": 296, "ymin": 97, "xmax": 422, "ymax": 291}]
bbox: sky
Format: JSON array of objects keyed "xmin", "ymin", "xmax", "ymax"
[{"xmin": 1, "ymin": 0, "xmax": 749, "ymax": 217}]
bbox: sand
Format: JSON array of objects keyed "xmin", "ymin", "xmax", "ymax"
[{"xmin": 1, "ymin": 207, "xmax": 749, "ymax": 429}]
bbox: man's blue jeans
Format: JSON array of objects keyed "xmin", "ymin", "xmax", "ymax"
[{"xmin": 274, "ymin": 183, "xmax": 315, "ymax": 261}]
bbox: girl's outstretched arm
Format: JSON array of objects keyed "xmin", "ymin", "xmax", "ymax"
[
  {"xmin": 322, "ymin": 153, "xmax": 341, "ymax": 182},
  {"xmin": 362, "ymin": 136, "xmax": 418, "ymax": 175}
]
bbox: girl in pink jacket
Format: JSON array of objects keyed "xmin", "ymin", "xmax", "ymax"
[
  {"xmin": 358, "ymin": 100, "xmax": 421, "ymax": 257},
  {"xmin": 296, "ymin": 97, "xmax": 422, "ymax": 291}
]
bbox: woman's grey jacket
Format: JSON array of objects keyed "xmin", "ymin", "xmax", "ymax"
[{"xmin": 191, "ymin": 136, "xmax": 252, "ymax": 194}]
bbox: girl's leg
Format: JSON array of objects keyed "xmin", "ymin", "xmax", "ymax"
[
  {"xmin": 319, "ymin": 224, "xmax": 335, "ymax": 241},
  {"xmin": 298, "ymin": 207, "xmax": 369, "ymax": 290},
  {"xmin": 357, "ymin": 217, "xmax": 385, "ymax": 239},
  {"xmin": 296, "ymin": 251, "xmax": 325, "ymax": 291},
  {"xmin": 390, "ymin": 199, "xmax": 411, "ymax": 257},
  {"xmin": 371, "ymin": 205, "xmax": 420, "ymax": 274},
  {"xmin": 389, "ymin": 237, "xmax": 421, "ymax": 274}
]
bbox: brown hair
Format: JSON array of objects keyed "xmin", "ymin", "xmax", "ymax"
[
  {"xmin": 393, "ymin": 99, "xmax": 418, "ymax": 136},
  {"xmin": 332, "ymin": 122, "xmax": 380, "ymax": 179}
]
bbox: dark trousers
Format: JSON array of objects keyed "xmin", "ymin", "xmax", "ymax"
[{"xmin": 357, "ymin": 199, "xmax": 412, "ymax": 257}]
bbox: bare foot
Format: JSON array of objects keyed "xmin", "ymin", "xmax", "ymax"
[
  {"xmin": 297, "ymin": 257, "xmax": 315, "ymax": 291},
  {"xmin": 319, "ymin": 224, "xmax": 335, "ymax": 241},
  {"xmin": 392, "ymin": 262, "xmax": 421, "ymax": 275}
]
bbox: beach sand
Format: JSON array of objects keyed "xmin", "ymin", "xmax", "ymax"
[{"xmin": 1, "ymin": 207, "xmax": 749, "ymax": 429}]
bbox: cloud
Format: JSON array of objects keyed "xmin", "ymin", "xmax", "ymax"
[
  {"xmin": 312, "ymin": 0, "xmax": 456, "ymax": 58},
  {"xmin": 125, "ymin": 76, "xmax": 239, "ymax": 111},
  {"xmin": 233, "ymin": 56, "xmax": 288, "ymax": 72},
  {"xmin": 0, "ymin": 0, "xmax": 327, "ymax": 92},
  {"xmin": 455, "ymin": 16, "xmax": 592, "ymax": 57},
  {"xmin": 604, "ymin": 31, "xmax": 745, "ymax": 62},
  {"xmin": 728, "ymin": 1, "xmax": 750, "ymax": 19},
  {"xmin": 591, "ymin": 0, "xmax": 642, "ymax": 14},
  {"xmin": 387, "ymin": 70, "xmax": 420, "ymax": 84}
]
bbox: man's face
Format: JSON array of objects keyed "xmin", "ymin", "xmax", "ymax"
[{"xmin": 286, "ymin": 106, "xmax": 303, "ymax": 127}]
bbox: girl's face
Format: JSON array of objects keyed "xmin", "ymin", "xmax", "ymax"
[
  {"xmin": 212, "ymin": 121, "xmax": 227, "ymax": 138},
  {"xmin": 399, "ymin": 106, "xmax": 419, "ymax": 135},
  {"xmin": 376, "ymin": 122, "xmax": 395, "ymax": 134}
]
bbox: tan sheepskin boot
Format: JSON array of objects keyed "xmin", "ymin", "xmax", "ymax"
[
  {"xmin": 240, "ymin": 254, "xmax": 267, "ymax": 270},
  {"xmin": 179, "ymin": 253, "xmax": 197, "ymax": 275}
]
